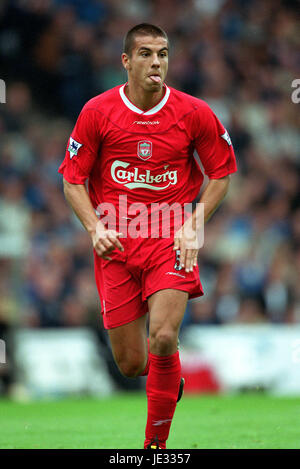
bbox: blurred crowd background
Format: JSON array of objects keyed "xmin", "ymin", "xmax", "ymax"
[{"xmin": 0, "ymin": 0, "xmax": 299, "ymax": 350}]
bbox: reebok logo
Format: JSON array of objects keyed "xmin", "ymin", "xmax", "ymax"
[
  {"xmin": 166, "ymin": 272, "xmax": 186, "ymax": 279},
  {"xmin": 133, "ymin": 120, "xmax": 160, "ymax": 125},
  {"xmin": 153, "ymin": 419, "xmax": 172, "ymax": 426}
]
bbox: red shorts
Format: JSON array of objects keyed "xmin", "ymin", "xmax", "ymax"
[{"xmin": 94, "ymin": 236, "xmax": 203, "ymax": 329}]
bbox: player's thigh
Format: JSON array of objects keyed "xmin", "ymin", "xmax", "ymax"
[
  {"xmin": 108, "ymin": 314, "xmax": 148, "ymax": 374},
  {"xmin": 148, "ymin": 289, "xmax": 188, "ymax": 354}
]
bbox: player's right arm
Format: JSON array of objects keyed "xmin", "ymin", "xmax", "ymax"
[
  {"xmin": 58, "ymin": 104, "xmax": 123, "ymax": 260},
  {"xmin": 63, "ymin": 180, "xmax": 123, "ymax": 260}
]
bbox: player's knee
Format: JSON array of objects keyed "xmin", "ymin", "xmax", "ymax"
[
  {"xmin": 150, "ymin": 329, "xmax": 177, "ymax": 356},
  {"xmin": 117, "ymin": 358, "xmax": 145, "ymax": 378}
]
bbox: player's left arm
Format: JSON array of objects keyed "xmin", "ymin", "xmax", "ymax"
[
  {"xmin": 174, "ymin": 102, "xmax": 237, "ymax": 272},
  {"xmin": 196, "ymin": 175, "xmax": 231, "ymax": 223},
  {"xmin": 174, "ymin": 175, "xmax": 230, "ymax": 272}
]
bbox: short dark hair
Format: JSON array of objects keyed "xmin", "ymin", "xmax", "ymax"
[{"xmin": 123, "ymin": 23, "xmax": 169, "ymax": 56}]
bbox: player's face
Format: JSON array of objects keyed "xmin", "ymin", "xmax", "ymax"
[{"xmin": 122, "ymin": 35, "xmax": 169, "ymax": 92}]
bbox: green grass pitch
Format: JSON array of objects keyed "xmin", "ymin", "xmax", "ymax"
[{"xmin": 0, "ymin": 392, "xmax": 300, "ymax": 449}]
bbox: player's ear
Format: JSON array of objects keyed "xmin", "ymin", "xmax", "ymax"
[{"xmin": 121, "ymin": 53, "xmax": 131, "ymax": 72}]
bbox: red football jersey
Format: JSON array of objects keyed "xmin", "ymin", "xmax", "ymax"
[{"xmin": 58, "ymin": 83, "xmax": 237, "ymax": 233}]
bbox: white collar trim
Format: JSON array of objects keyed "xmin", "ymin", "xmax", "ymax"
[{"xmin": 119, "ymin": 84, "xmax": 170, "ymax": 115}]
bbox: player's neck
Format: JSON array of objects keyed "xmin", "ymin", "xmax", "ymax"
[{"xmin": 125, "ymin": 82, "xmax": 165, "ymax": 112}]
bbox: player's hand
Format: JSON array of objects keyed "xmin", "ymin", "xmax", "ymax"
[
  {"xmin": 92, "ymin": 223, "xmax": 124, "ymax": 261},
  {"xmin": 173, "ymin": 223, "xmax": 199, "ymax": 273}
]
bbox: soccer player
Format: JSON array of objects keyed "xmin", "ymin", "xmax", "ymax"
[{"xmin": 58, "ymin": 23, "xmax": 237, "ymax": 449}]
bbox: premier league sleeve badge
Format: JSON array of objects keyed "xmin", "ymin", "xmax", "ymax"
[{"xmin": 68, "ymin": 137, "xmax": 83, "ymax": 159}]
